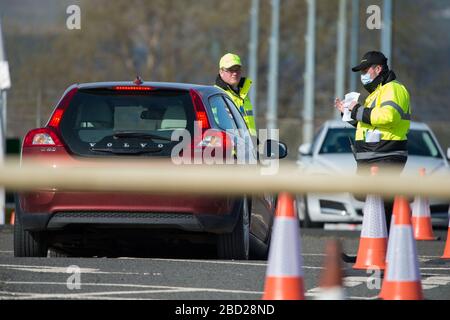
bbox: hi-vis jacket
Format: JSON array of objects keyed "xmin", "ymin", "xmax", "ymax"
[
  {"xmin": 350, "ymin": 74, "xmax": 411, "ymax": 162},
  {"xmin": 215, "ymin": 76, "xmax": 257, "ymax": 136}
]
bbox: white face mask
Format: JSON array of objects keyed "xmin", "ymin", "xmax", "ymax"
[{"xmin": 360, "ymin": 72, "xmax": 373, "ymax": 85}]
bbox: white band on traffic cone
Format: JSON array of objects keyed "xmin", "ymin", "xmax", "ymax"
[
  {"xmin": 386, "ymin": 214, "xmax": 396, "ymax": 264},
  {"xmin": 412, "ymin": 197, "xmax": 431, "ymax": 217},
  {"xmin": 266, "ymin": 217, "xmax": 304, "ymax": 277},
  {"xmin": 386, "ymin": 225, "xmax": 421, "ymax": 282},
  {"xmin": 361, "ymin": 195, "xmax": 388, "ymax": 238}
]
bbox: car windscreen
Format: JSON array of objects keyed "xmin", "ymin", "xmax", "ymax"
[
  {"xmin": 407, "ymin": 130, "xmax": 442, "ymax": 158},
  {"xmin": 318, "ymin": 127, "xmax": 442, "ymax": 158},
  {"xmin": 59, "ymin": 89, "xmax": 195, "ymax": 157},
  {"xmin": 319, "ymin": 128, "xmax": 355, "ymax": 154}
]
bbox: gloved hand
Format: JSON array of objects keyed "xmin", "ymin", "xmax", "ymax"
[{"xmin": 334, "ymin": 98, "xmax": 358, "ymax": 113}]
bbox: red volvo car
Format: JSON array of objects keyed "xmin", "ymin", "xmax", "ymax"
[{"xmin": 15, "ymin": 80, "xmax": 287, "ymax": 259}]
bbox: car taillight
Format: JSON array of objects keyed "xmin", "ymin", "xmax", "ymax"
[
  {"xmin": 187, "ymin": 90, "xmax": 235, "ymax": 155},
  {"xmin": 48, "ymin": 109, "xmax": 64, "ymax": 127},
  {"xmin": 190, "ymin": 89, "xmax": 210, "ymax": 130},
  {"xmin": 114, "ymin": 86, "xmax": 154, "ymax": 91},
  {"xmin": 23, "ymin": 128, "xmax": 63, "ymax": 147},
  {"xmin": 48, "ymin": 87, "xmax": 78, "ymax": 130}
]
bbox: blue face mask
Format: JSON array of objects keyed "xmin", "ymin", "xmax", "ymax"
[{"xmin": 360, "ymin": 72, "xmax": 373, "ymax": 85}]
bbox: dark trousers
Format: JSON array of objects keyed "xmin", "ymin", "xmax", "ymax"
[{"xmin": 356, "ymin": 157, "xmax": 407, "ymax": 234}]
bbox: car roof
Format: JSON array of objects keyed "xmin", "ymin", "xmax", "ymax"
[
  {"xmin": 75, "ymin": 81, "xmax": 224, "ymax": 96},
  {"xmin": 323, "ymin": 119, "xmax": 429, "ymax": 130}
]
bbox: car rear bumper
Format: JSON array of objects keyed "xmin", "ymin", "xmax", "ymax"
[
  {"xmin": 19, "ymin": 192, "xmax": 234, "ymax": 215},
  {"xmin": 16, "ymin": 194, "xmax": 242, "ymax": 234}
]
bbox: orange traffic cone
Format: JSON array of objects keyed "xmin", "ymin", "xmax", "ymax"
[
  {"xmin": 386, "ymin": 196, "xmax": 402, "ymax": 264},
  {"xmin": 353, "ymin": 166, "xmax": 388, "ymax": 270},
  {"xmin": 380, "ymin": 196, "xmax": 423, "ymax": 300},
  {"xmin": 263, "ymin": 192, "xmax": 305, "ymax": 300},
  {"xmin": 411, "ymin": 168, "xmax": 436, "ymax": 240},
  {"xmin": 10, "ymin": 210, "xmax": 15, "ymax": 225},
  {"xmin": 379, "ymin": 196, "xmax": 401, "ymax": 299},
  {"xmin": 442, "ymin": 209, "xmax": 450, "ymax": 259},
  {"xmin": 316, "ymin": 240, "xmax": 346, "ymax": 300}
]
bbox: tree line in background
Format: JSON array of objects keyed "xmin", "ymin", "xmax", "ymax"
[{"xmin": 4, "ymin": 0, "xmax": 450, "ymax": 157}]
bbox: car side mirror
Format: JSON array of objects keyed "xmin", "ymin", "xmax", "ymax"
[
  {"xmin": 447, "ymin": 147, "xmax": 450, "ymax": 160},
  {"xmin": 298, "ymin": 143, "xmax": 312, "ymax": 156},
  {"xmin": 263, "ymin": 139, "xmax": 288, "ymax": 159}
]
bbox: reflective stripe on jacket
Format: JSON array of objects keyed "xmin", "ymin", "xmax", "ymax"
[
  {"xmin": 351, "ymin": 79, "xmax": 411, "ymax": 161},
  {"xmin": 215, "ymin": 76, "xmax": 257, "ymax": 136}
]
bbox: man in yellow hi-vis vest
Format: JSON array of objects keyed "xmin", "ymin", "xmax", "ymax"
[
  {"xmin": 335, "ymin": 51, "xmax": 411, "ymax": 234},
  {"xmin": 215, "ymin": 53, "xmax": 257, "ymax": 136}
]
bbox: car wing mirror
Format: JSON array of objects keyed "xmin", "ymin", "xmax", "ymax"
[
  {"xmin": 447, "ymin": 147, "xmax": 450, "ymax": 160},
  {"xmin": 262, "ymin": 139, "xmax": 288, "ymax": 159},
  {"xmin": 298, "ymin": 143, "xmax": 312, "ymax": 156}
]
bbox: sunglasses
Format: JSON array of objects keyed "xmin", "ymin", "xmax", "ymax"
[{"xmin": 223, "ymin": 67, "xmax": 242, "ymax": 73}]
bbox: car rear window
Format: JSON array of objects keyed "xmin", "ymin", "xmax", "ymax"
[{"xmin": 59, "ymin": 89, "xmax": 195, "ymax": 157}]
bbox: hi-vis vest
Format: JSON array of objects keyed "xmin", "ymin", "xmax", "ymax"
[
  {"xmin": 353, "ymin": 80, "xmax": 411, "ymax": 161},
  {"xmin": 215, "ymin": 78, "xmax": 257, "ymax": 136}
]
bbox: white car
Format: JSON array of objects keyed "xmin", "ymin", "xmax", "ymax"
[{"xmin": 297, "ymin": 120, "xmax": 450, "ymax": 228}]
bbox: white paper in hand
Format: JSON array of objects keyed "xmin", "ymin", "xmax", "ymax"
[{"xmin": 341, "ymin": 92, "xmax": 360, "ymax": 122}]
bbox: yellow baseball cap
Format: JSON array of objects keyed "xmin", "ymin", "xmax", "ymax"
[{"xmin": 219, "ymin": 53, "xmax": 242, "ymax": 69}]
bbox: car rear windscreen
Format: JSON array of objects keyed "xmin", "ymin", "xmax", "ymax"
[{"xmin": 59, "ymin": 89, "xmax": 195, "ymax": 157}]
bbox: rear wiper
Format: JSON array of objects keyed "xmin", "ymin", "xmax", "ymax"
[{"xmin": 113, "ymin": 131, "xmax": 173, "ymax": 141}]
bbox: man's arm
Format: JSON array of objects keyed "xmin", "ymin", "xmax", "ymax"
[{"xmin": 351, "ymin": 87, "xmax": 404, "ymax": 127}]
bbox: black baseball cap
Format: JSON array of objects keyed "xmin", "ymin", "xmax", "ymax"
[{"xmin": 351, "ymin": 51, "xmax": 388, "ymax": 72}]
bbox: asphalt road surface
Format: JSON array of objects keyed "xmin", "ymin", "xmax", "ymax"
[{"xmin": 0, "ymin": 225, "xmax": 448, "ymax": 300}]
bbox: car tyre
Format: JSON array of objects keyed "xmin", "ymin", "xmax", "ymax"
[
  {"xmin": 217, "ymin": 198, "xmax": 250, "ymax": 260},
  {"xmin": 14, "ymin": 212, "xmax": 48, "ymax": 257},
  {"xmin": 249, "ymin": 228, "xmax": 270, "ymax": 260}
]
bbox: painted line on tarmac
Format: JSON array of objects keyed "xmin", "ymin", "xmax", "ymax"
[
  {"xmin": 2, "ymin": 280, "xmax": 193, "ymax": 290},
  {"xmin": 0, "ymin": 261, "xmax": 444, "ymax": 276},
  {"xmin": 0, "ymin": 264, "xmax": 142, "ymax": 275},
  {"xmin": 0, "ymin": 280, "xmax": 264, "ymax": 298},
  {"xmin": 0, "ymin": 261, "xmax": 325, "ymax": 274},
  {"xmin": 317, "ymin": 275, "xmax": 450, "ymax": 292},
  {"xmin": 0, "ymin": 289, "xmax": 185, "ymax": 300},
  {"xmin": 421, "ymin": 276, "xmax": 450, "ymax": 290},
  {"xmin": 1, "ymin": 283, "xmax": 376, "ymax": 301},
  {"xmin": 347, "ymin": 296, "xmax": 379, "ymax": 300},
  {"xmin": 0, "ymin": 294, "xmax": 146, "ymax": 300},
  {"xmin": 151, "ymin": 258, "xmax": 326, "ymax": 269},
  {"xmin": 305, "ymin": 291, "xmax": 379, "ymax": 300}
]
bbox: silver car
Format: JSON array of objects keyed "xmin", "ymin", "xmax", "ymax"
[{"xmin": 297, "ymin": 120, "xmax": 450, "ymax": 228}]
